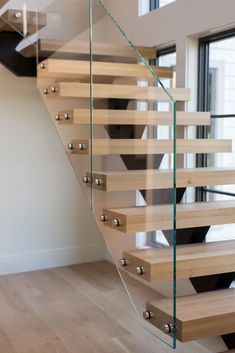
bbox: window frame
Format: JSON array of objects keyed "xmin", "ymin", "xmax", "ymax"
[
  {"xmin": 197, "ymin": 28, "xmax": 235, "ymax": 200},
  {"xmin": 150, "ymin": 45, "xmax": 176, "ymax": 67},
  {"xmin": 157, "ymin": 45, "xmax": 176, "ymax": 61},
  {"xmin": 198, "ymin": 28, "xmax": 235, "ymax": 116},
  {"xmin": 150, "ymin": 45, "xmax": 176, "ymax": 247},
  {"xmin": 150, "ymin": 0, "xmax": 158, "ymax": 11},
  {"xmin": 149, "ymin": 0, "xmax": 175, "ymax": 11}
]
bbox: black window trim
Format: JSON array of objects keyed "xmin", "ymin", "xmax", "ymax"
[
  {"xmin": 151, "ymin": 45, "xmax": 176, "ymax": 246},
  {"xmin": 149, "ymin": 45, "xmax": 176, "ymax": 67},
  {"xmin": 197, "ymin": 27, "xmax": 235, "ymax": 200},
  {"xmin": 150, "ymin": 0, "xmax": 158, "ymax": 11},
  {"xmin": 198, "ymin": 27, "xmax": 235, "ymax": 116},
  {"xmin": 157, "ymin": 45, "xmax": 176, "ymax": 59},
  {"xmin": 149, "ymin": 0, "xmax": 175, "ymax": 11}
]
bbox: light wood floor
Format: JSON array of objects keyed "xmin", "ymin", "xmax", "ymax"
[{"xmin": 0, "ymin": 261, "xmax": 225, "ymax": 353}]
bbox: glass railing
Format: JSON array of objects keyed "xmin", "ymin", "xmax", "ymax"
[
  {"xmin": 36, "ymin": 0, "xmax": 95, "ymax": 206},
  {"xmin": 0, "ymin": 1, "xmax": 39, "ymax": 37},
  {"xmin": 2, "ymin": 0, "xmax": 235, "ymax": 349},
  {"xmin": 1, "ymin": 0, "xmax": 177, "ymax": 348},
  {"xmin": 89, "ymin": 0, "xmax": 177, "ymax": 348},
  {"xmin": 0, "ymin": 1, "xmax": 43, "ymax": 82},
  {"xmin": 35, "ymin": 0, "xmax": 177, "ymax": 348},
  {"xmin": 0, "ymin": 1, "xmax": 39, "ymax": 61}
]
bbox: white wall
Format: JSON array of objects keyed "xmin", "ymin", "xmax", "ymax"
[
  {"xmin": 0, "ymin": 64, "xmax": 105, "ymax": 275},
  {"xmin": 103, "ymin": 0, "xmax": 235, "ymax": 89}
]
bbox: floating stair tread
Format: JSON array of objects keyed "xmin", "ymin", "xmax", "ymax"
[
  {"xmin": 69, "ymin": 139, "xmax": 232, "ymax": 155},
  {"xmin": 147, "ymin": 288, "xmax": 235, "ymax": 342},
  {"xmin": 89, "ymin": 167, "xmax": 235, "ymax": 191},
  {"xmin": 21, "ymin": 39, "xmax": 156, "ymax": 59},
  {"xmin": 0, "ymin": 9, "xmax": 46, "ymax": 33},
  {"xmin": 0, "ymin": 0, "xmax": 8, "ymax": 7},
  {"xmin": 122, "ymin": 240, "xmax": 235, "ymax": 282},
  {"xmin": 58, "ymin": 109, "xmax": 211, "ymax": 126},
  {"xmin": 103, "ymin": 200, "xmax": 235, "ymax": 233},
  {"xmin": 38, "ymin": 59, "xmax": 173, "ymax": 79},
  {"xmin": 51, "ymin": 82, "xmax": 190, "ymax": 102}
]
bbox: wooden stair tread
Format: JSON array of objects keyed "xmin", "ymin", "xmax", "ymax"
[
  {"xmin": 0, "ymin": 0, "xmax": 8, "ymax": 7},
  {"xmin": 47, "ymin": 82, "xmax": 190, "ymax": 102},
  {"xmin": 58, "ymin": 109, "xmax": 210, "ymax": 126},
  {"xmin": 38, "ymin": 59, "xmax": 173, "ymax": 79},
  {"xmin": 21, "ymin": 39, "xmax": 156, "ymax": 59},
  {"xmin": 69, "ymin": 139, "xmax": 232, "ymax": 155},
  {"xmin": 0, "ymin": 9, "xmax": 46, "ymax": 33},
  {"xmin": 103, "ymin": 200, "xmax": 235, "ymax": 233},
  {"xmin": 87, "ymin": 167, "xmax": 235, "ymax": 191},
  {"xmin": 147, "ymin": 288, "xmax": 235, "ymax": 342},
  {"xmin": 122, "ymin": 240, "xmax": 235, "ymax": 282}
]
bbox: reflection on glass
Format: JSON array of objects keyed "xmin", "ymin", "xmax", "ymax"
[{"xmin": 36, "ymin": 0, "xmax": 177, "ymax": 347}]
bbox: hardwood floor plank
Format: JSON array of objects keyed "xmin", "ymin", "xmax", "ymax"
[
  {"xmin": 0, "ymin": 261, "xmax": 221, "ymax": 353},
  {"xmin": 18, "ymin": 268, "xmax": 130, "ymax": 339},
  {"xmin": 0, "ymin": 278, "xmax": 50, "ymax": 340},
  {"xmin": 0, "ymin": 326, "xmax": 17, "ymax": 353}
]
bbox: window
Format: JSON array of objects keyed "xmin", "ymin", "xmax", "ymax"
[
  {"xmin": 157, "ymin": 46, "xmax": 176, "ymax": 89},
  {"xmin": 139, "ymin": 0, "xmax": 150, "ymax": 16},
  {"xmin": 198, "ymin": 29, "xmax": 235, "ymax": 242},
  {"xmin": 155, "ymin": 46, "xmax": 176, "ymax": 166},
  {"xmin": 155, "ymin": 46, "xmax": 176, "ymax": 169},
  {"xmin": 155, "ymin": 47, "xmax": 176, "ymax": 168},
  {"xmin": 152, "ymin": 46, "xmax": 176, "ymax": 246},
  {"xmin": 139, "ymin": 0, "xmax": 175, "ymax": 16}
]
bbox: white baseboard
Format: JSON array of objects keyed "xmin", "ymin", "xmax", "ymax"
[{"xmin": 0, "ymin": 243, "xmax": 105, "ymax": 275}]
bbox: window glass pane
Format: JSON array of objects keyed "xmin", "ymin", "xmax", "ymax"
[
  {"xmin": 138, "ymin": 0, "xmax": 150, "ymax": 16},
  {"xmin": 158, "ymin": 51, "xmax": 176, "ymax": 67},
  {"xmin": 139, "ymin": 0, "xmax": 175, "ymax": 15},
  {"xmin": 209, "ymin": 36, "xmax": 235, "ymax": 115},
  {"xmin": 152, "ymin": 50, "xmax": 176, "ymax": 245},
  {"xmin": 206, "ymin": 117, "xmax": 235, "ymax": 242},
  {"xmin": 157, "ymin": 51, "xmax": 176, "ymax": 118},
  {"xmin": 199, "ymin": 34, "xmax": 235, "ymax": 243},
  {"xmin": 158, "ymin": 51, "xmax": 176, "ymax": 89},
  {"xmin": 157, "ymin": 51, "xmax": 176, "ymax": 167}
]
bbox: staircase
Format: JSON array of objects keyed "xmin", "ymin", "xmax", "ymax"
[
  {"xmin": 0, "ymin": 2, "xmax": 47, "ymax": 76},
  {"xmin": 1, "ymin": 0, "xmax": 235, "ymax": 351},
  {"xmin": 0, "ymin": 9, "xmax": 46, "ymax": 34},
  {"xmin": 37, "ymin": 42, "xmax": 235, "ymax": 347},
  {"xmin": 35, "ymin": 2, "xmax": 235, "ymax": 350}
]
